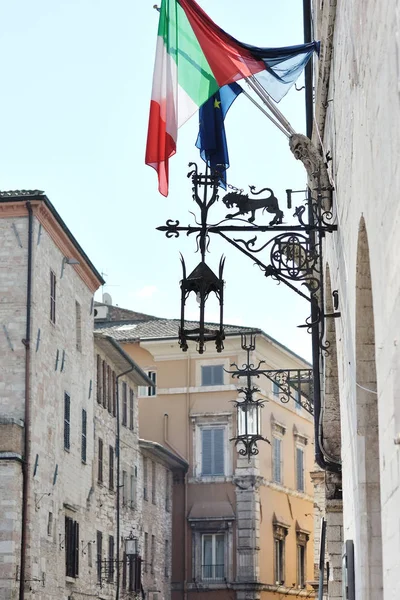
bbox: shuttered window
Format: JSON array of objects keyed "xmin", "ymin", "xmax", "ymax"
[
  {"xmin": 98, "ymin": 438, "xmax": 103, "ymax": 483},
  {"xmin": 143, "ymin": 458, "xmax": 148, "ymax": 500},
  {"xmin": 81, "ymin": 409, "xmax": 87, "ymax": 462},
  {"xmin": 129, "ymin": 389, "xmax": 134, "ymax": 430},
  {"xmin": 108, "ymin": 535, "xmax": 114, "ymax": 582},
  {"xmin": 112, "ymin": 371, "xmax": 116, "ymax": 416},
  {"xmin": 201, "ymin": 365, "xmax": 224, "ymax": 386},
  {"xmin": 138, "ymin": 371, "xmax": 157, "ymax": 397},
  {"xmin": 201, "ymin": 428, "xmax": 225, "ymax": 476},
  {"xmin": 65, "ymin": 516, "xmax": 79, "ymax": 577},
  {"xmin": 272, "ymin": 437, "xmax": 282, "ymax": 484},
  {"xmin": 296, "ymin": 447, "xmax": 304, "ymax": 492},
  {"xmin": 122, "ymin": 382, "xmax": 128, "ymax": 426},
  {"xmin": 64, "ymin": 393, "xmax": 71, "ymax": 450},
  {"xmin": 96, "ymin": 355, "xmax": 102, "ymax": 403},
  {"xmin": 107, "ymin": 366, "xmax": 112, "ymax": 413},
  {"xmin": 109, "ymin": 446, "xmax": 114, "ymax": 490},
  {"xmin": 122, "ymin": 470, "xmax": 127, "ymax": 505},
  {"xmin": 97, "ymin": 531, "xmax": 102, "ymax": 582}
]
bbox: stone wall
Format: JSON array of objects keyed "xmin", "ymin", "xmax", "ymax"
[{"xmin": 313, "ymin": 0, "xmax": 400, "ymax": 597}]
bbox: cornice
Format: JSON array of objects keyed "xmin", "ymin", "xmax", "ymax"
[{"xmin": 0, "ymin": 200, "xmax": 102, "ymax": 293}]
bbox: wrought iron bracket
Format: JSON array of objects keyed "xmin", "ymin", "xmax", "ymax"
[{"xmin": 157, "ymin": 162, "xmax": 338, "ymax": 354}]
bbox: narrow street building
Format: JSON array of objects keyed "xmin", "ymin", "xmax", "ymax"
[{"xmin": 96, "ymin": 307, "xmax": 316, "ymax": 600}]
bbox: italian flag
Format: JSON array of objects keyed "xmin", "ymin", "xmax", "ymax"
[{"xmin": 145, "ymin": 0, "xmax": 318, "ymax": 196}]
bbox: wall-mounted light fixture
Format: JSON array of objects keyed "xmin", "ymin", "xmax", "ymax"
[{"xmin": 60, "ymin": 256, "xmax": 80, "ymax": 278}]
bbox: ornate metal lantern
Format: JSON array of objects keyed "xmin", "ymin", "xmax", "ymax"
[
  {"xmin": 179, "ymin": 256, "xmax": 225, "ymax": 354},
  {"xmin": 125, "ymin": 532, "xmax": 138, "ymax": 556}
]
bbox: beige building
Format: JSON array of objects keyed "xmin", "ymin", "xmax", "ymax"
[
  {"xmin": 0, "ymin": 191, "xmax": 185, "ymax": 600},
  {"xmin": 96, "ymin": 306, "xmax": 316, "ymax": 600}
]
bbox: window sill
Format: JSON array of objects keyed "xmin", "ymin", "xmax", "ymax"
[
  {"xmin": 66, "ymin": 576, "xmax": 78, "ymax": 584},
  {"xmin": 188, "ymin": 475, "xmax": 232, "ymax": 484}
]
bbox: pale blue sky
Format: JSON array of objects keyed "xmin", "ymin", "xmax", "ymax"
[{"xmin": 0, "ymin": 0, "xmax": 312, "ymax": 360}]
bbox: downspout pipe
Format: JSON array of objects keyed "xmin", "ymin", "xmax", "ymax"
[
  {"xmin": 20, "ymin": 201, "xmax": 33, "ymax": 600},
  {"xmin": 115, "ymin": 366, "xmax": 134, "ymax": 600}
]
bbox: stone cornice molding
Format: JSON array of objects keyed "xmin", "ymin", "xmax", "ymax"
[{"xmin": 0, "ymin": 200, "xmax": 102, "ymax": 293}]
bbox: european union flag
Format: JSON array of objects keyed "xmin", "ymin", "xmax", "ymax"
[{"xmin": 196, "ymin": 82, "xmax": 242, "ymax": 188}]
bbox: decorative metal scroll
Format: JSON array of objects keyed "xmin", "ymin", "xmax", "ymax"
[{"xmin": 157, "ymin": 162, "xmax": 338, "ymax": 354}]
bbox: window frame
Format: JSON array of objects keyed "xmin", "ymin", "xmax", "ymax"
[
  {"xmin": 98, "ymin": 438, "xmax": 103, "ymax": 484},
  {"xmin": 143, "ymin": 457, "xmax": 148, "ymax": 501},
  {"xmin": 201, "ymin": 364, "xmax": 224, "ymax": 387},
  {"xmin": 138, "ymin": 370, "xmax": 157, "ymax": 397},
  {"xmin": 96, "ymin": 354, "xmax": 102, "ymax": 404},
  {"xmin": 65, "ymin": 516, "xmax": 79, "ymax": 578},
  {"xmin": 192, "ymin": 416, "xmax": 232, "ymax": 480},
  {"xmin": 129, "ymin": 388, "xmax": 134, "ymax": 430},
  {"xmin": 97, "ymin": 530, "xmax": 103, "ymax": 583},
  {"xmin": 272, "ymin": 436, "xmax": 282, "ymax": 484},
  {"xmin": 122, "ymin": 382, "xmax": 128, "ymax": 426},
  {"xmin": 108, "ymin": 535, "xmax": 115, "ymax": 583},
  {"xmin": 201, "ymin": 532, "xmax": 225, "ymax": 581},
  {"xmin": 109, "ymin": 445, "xmax": 114, "ymax": 491},
  {"xmin": 296, "ymin": 446, "xmax": 305, "ymax": 492},
  {"xmin": 201, "ymin": 426, "xmax": 225, "ymax": 477}
]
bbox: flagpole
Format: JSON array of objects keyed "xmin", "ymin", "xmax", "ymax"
[
  {"xmin": 245, "ymin": 76, "xmax": 296, "ymax": 136},
  {"xmin": 239, "ymin": 87, "xmax": 291, "ymax": 138}
]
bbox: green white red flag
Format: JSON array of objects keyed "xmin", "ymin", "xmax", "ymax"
[{"xmin": 145, "ymin": 0, "xmax": 319, "ymax": 196}]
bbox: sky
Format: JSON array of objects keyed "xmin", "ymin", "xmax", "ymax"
[{"xmin": 0, "ymin": 0, "xmax": 313, "ymax": 361}]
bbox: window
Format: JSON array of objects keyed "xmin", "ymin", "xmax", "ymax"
[
  {"xmin": 64, "ymin": 393, "xmax": 71, "ymax": 451},
  {"xmin": 96, "ymin": 355, "xmax": 102, "ymax": 404},
  {"xmin": 97, "ymin": 531, "xmax": 103, "ymax": 583},
  {"xmin": 272, "ymin": 381, "xmax": 280, "ymax": 396},
  {"xmin": 202, "ymin": 533, "xmax": 225, "ymax": 580},
  {"xmin": 274, "ymin": 537, "xmax": 285, "ymax": 584},
  {"xmin": 201, "ymin": 428, "xmax": 225, "ymax": 476},
  {"xmin": 102, "ymin": 361, "xmax": 107, "ymax": 408},
  {"xmin": 109, "ymin": 446, "xmax": 114, "ymax": 490},
  {"xmin": 164, "ymin": 540, "xmax": 169, "ymax": 577},
  {"xmin": 272, "ymin": 437, "xmax": 282, "ymax": 484},
  {"xmin": 128, "ymin": 553, "xmax": 142, "ymax": 592},
  {"xmin": 144, "ymin": 532, "xmax": 148, "ymax": 573},
  {"xmin": 98, "ymin": 438, "xmax": 103, "ymax": 483},
  {"xmin": 151, "ymin": 535, "xmax": 155, "ymax": 574},
  {"xmin": 139, "ymin": 371, "xmax": 156, "ymax": 397},
  {"xmin": 50, "ymin": 270, "xmax": 56, "ymax": 323},
  {"xmin": 47, "ymin": 512, "xmax": 53, "ymax": 537},
  {"xmin": 122, "ymin": 470, "xmax": 128, "ymax": 506},
  {"xmin": 273, "ymin": 520, "xmax": 288, "ymax": 585},
  {"xmin": 297, "ymin": 543, "xmax": 306, "ymax": 588},
  {"xmin": 122, "ymin": 382, "xmax": 127, "ymax": 426},
  {"xmin": 81, "ymin": 409, "xmax": 87, "ymax": 463},
  {"xmin": 108, "ymin": 535, "xmax": 115, "ymax": 582},
  {"xmin": 129, "ymin": 389, "xmax": 134, "ymax": 430},
  {"xmin": 143, "ymin": 458, "xmax": 148, "ymax": 500},
  {"xmin": 296, "ymin": 447, "xmax": 305, "ymax": 492},
  {"xmin": 130, "ymin": 468, "xmax": 137, "ymax": 508},
  {"xmin": 65, "ymin": 516, "xmax": 79, "ymax": 578},
  {"xmin": 201, "ymin": 365, "xmax": 224, "ymax": 386},
  {"xmin": 112, "ymin": 371, "xmax": 116, "ymax": 416},
  {"xmin": 75, "ymin": 301, "xmax": 82, "ymax": 351},
  {"xmin": 151, "ymin": 461, "xmax": 156, "ymax": 504},
  {"xmin": 107, "ymin": 366, "xmax": 112, "ymax": 413}
]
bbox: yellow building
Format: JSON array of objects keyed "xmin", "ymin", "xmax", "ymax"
[{"xmin": 95, "ymin": 304, "xmax": 315, "ymax": 600}]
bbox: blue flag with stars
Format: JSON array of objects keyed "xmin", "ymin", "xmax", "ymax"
[{"xmin": 196, "ymin": 82, "xmax": 242, "ymax": 188}]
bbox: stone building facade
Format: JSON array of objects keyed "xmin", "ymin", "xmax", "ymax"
[
  {"xmin": 96, "ymin": 308, "xmax": 316, "ymax": 600},
  {"xmin": 0, "ymin": 192, "xmax": 185, "ymax": 600},
  {"xmin": 301, "ymin": 0, "xmax": 400, "ymax": 598}
]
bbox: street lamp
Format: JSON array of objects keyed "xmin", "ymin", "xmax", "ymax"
[
  {"xmin": 125, "ymin": 532, "xmax": 138, "ymax": 557},
  {"xmin": 157, "ymin": 163, "xmax": 337, "ymax": 459}
]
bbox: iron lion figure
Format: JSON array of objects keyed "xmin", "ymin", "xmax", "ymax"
[{"xmin": 222, "ymin": 186, "xmax": 284, "ymax": 225}]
